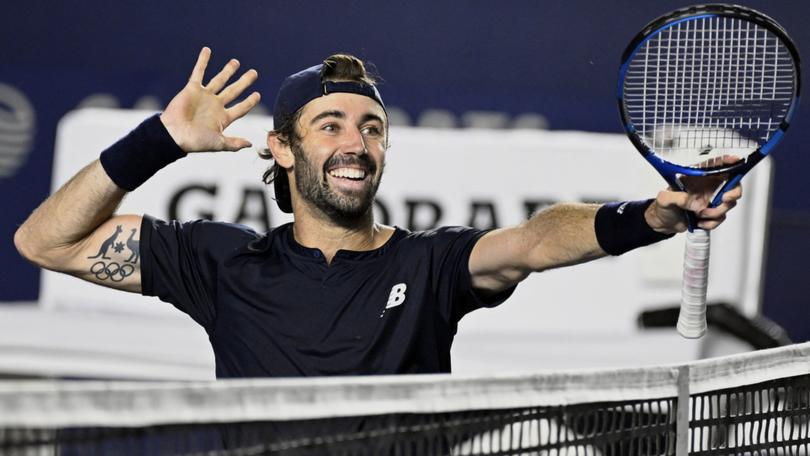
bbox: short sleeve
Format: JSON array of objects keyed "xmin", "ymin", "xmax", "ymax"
[
  {"xmin": 425, "ymin": 227, "xmax": 517, "ymax": 323},
  {"xmin": 139, "ymin": 215, "xmax": 256, "ymax": 330}
]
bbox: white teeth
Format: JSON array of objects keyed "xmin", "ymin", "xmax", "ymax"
[{"xmin": 328, "ymin": 168, "xmax": 366, "ymax": 179}]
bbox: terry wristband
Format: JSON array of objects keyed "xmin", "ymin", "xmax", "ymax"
[
  {"xmin": 99, "ymin": 114, "xmax": 187, "ymax": 191},
  {"xmin": 594, "ymin": 199, "xmax": 674, "ymax": 256}
]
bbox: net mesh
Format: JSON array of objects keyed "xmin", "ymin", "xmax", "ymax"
[
  {"xmin": 2, "ymin": 343, "xmax": 810, "ymax": 455},
  {"xmin": 1, "ymin": 400, "xmax": 680, "ymax": 455},
  {"xmin": 621, "ymin": 14, "xmax": 797, "ymax": 165},
  {"xmin": 689, "ymin": 373, "xmax": 810, "ymax": 456}
]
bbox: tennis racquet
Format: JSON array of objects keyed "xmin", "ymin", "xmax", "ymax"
[{"xmin": 617, "ymin": 4, "xmax": 801, "ymax": 338}]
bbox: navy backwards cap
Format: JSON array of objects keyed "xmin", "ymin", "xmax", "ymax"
[{"xmin": 271, "ymin": 63, "xmax": 386, "ymax": 213}]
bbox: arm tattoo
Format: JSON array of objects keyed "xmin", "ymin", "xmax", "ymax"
[{"xmin": 88, "ymin": 225, "xmax": 139, "ymax": 282}]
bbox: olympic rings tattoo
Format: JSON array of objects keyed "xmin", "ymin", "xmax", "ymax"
[{"xmin": 90, "ymin": 261, "xmax": 135, "ymax": 282}]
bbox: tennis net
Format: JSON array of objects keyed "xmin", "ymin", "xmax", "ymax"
[{"xmin": 2, "ymin": 343, "xmax": 809, "ymax": 455}]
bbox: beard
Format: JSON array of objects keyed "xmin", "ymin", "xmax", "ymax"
[{"xmin": 291, "ymin": 141, "xmax": 383, "ymax": 223}]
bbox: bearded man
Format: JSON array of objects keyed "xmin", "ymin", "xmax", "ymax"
[{"xmin": 14, "ymin": 48, "xmax": 741, "ymax": 378}]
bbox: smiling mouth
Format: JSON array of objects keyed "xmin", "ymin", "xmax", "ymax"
[{"xmin": 327, "ymin": 167, "xmax": 368, "ymax": 181}]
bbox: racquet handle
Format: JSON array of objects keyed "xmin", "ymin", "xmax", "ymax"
[{"xmin": 677, "ymin": 229, "xmax": 710, "ymax": 338}]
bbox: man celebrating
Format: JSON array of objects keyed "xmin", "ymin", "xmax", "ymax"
[{"xmin": 14, "ymin": 48, "xmax": 741, "ymax": 378}]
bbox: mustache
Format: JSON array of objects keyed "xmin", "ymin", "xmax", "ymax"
[{"xmin": 323, "ymin": 154, "xmax": 377, "ymax": 175}]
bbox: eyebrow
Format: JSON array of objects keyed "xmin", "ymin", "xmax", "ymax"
[
  {"xmin": 309, "ymin": 110, "xmax": 345, "ymax": 125},
  {"xmin": 361, "ymin": 113, "xmax": 385, "ymax": 125},
  {"xmin": 308, "ymin": 110, "xmax": 386, "ymax": 126}
]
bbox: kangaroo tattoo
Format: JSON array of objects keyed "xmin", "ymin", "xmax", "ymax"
[
  {"xmin": 125, "ymin": 229, "xmax": 140, "ymax": 264},
  {"xmin": 87, "ymin": 225, "xmax": 123, "ymax": 260}
]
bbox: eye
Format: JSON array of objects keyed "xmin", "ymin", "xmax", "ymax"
[
  {"xmin": 322, "ymin": 123, "xmax": 339, "ymax": 133},
  {"xmin": 361, "ymin": 125, "xmax": 382, "ymax": 136}
]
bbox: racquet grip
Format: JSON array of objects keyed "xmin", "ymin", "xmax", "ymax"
[{"xmin": 677, "ymin": 229, "xmax": 710, "ymax": 338}]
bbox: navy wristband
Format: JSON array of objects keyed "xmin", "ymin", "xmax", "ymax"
[
  {"xmin": 594, "ymin": 199, "xmax": 674, "ymax": 256},
  {"xmin": 99, "ymin": 114, "xmax": 186, "ymax": 191}
]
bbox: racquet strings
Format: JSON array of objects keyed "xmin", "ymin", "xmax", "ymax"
[{"xmin": 623, "ymin": 16, "xmax": 797, "ymax": 167}]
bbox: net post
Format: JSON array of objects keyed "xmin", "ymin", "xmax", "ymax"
[{"xmin": 676, "ymin": 365, "xmax": 691, "ymax": 456}]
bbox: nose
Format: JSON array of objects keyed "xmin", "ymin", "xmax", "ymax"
[{"xmin": 340, "ymin": 126, "xmax": 368, "ymax": 155}]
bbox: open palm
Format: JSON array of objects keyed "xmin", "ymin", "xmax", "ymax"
[{"xmin": 160, "ymin": 47, "xmax": 261, "ymax": 153}]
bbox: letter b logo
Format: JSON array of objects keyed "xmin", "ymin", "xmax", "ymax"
[{"xmin": 386, "ymin": 283, "xmax": 407, "ymax": 309}]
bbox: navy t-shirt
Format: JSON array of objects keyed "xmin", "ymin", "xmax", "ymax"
[{"xmin": 140, "ymin": 216, "xmax": 515, "ymax": 378}]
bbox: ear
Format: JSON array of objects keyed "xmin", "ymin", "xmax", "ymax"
[{"xmin": 266, "ymin": 132, "xmax": 295, "ymax": 169}]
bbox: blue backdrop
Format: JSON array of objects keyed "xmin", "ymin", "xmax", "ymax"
[{"xmin": 2, "ymin": 1, "xmax": 808, "ymax": 338}]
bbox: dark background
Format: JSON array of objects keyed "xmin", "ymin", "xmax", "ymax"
[{"xmin": 1, "ymin": 1, "xmax": 807, "ymax": 339}]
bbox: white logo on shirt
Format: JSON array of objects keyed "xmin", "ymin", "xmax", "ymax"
[{"xmin": 380, "ymin": 283, "xmax": 407, "ymax": 318}]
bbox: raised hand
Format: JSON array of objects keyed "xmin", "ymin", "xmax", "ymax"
[{"xmin": 160, "ymin": 47, "xmax": 261, "ymax": 153}]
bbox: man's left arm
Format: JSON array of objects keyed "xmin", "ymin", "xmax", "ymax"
[{"xmin": 469, "ymin": 184, "xmax": 742, "ymax": 295}]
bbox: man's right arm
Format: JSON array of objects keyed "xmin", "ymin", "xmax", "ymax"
[
  {"xmin": 14, "ymin": 160, "xmax": 144, "ymax": 292},
  {"xmin": 14, "ymin": 47, "xmax": 260, "ymax": 293}
]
